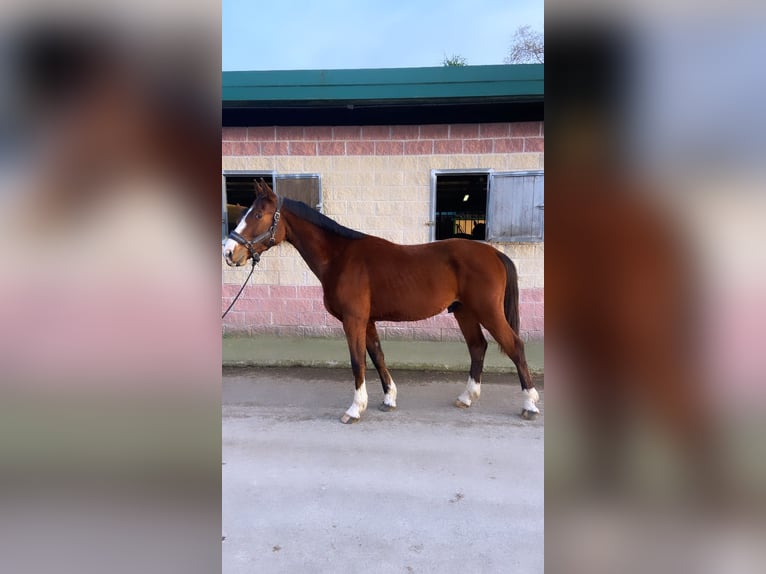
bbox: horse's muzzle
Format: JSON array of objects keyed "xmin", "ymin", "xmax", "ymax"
[{"xmin": 223, "ymin": 246, "xmax": 259, "ymax": 267}]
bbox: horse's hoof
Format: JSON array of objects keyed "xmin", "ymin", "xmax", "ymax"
[
  {"xmin": 340, "ymin": 414, "xmax": 360, "ymax": 424},
  {"xmin": 454, "ymin": 399, "xmax": 471, "ymax": 409},
  {"xmin": 379, "ymin": 403, "xmax": 396, "ymax": 412},
  {"xmin": 521, "ymin": 409, "xmax": 539, "ymax": 420}
]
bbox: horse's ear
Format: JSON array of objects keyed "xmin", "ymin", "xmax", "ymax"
[
  {"xmin": 259, "ymin": 178, "xmax": 276, "ymax": 199},
  {"xmin": 253, "ymin": 178, "xmax": 268, "ymax": 199},
  {"xmin": 253, "ymin": 178, "xmax": 275, "ymax": 200}
]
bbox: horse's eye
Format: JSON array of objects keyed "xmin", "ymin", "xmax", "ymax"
[{"xmin": 254, "ymin": 213, "xmax": 263, "ymax": 220}]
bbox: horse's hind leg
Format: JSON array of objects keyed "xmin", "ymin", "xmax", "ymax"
[
  {"xmin": 481, "ymin": 312, "xmax": 540, "ymax": 419},
  {"xmin": 366, "ymin": 321, "xmax": 397, "ymax": 411},
  {"xmin": 453, "ymin": 307, "xmax": 488, "ymax": 408}
]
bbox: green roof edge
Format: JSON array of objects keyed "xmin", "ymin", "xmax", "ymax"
[{"xmin": 222, "ymin": 64, "xmax": 543, "ymax": 104}]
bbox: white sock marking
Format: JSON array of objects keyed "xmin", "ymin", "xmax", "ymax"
[
  {"xmin": 523, "ymin": 388, "xmax": 540, "ymax": 413},
  {"xmin": 345, "ymin": 380, "xmax": 368, "ymax": 419},
  {"xmin": 383, "ymin": 379, "xmax": 397, "ymax": 407},
  {"xmin": 457, "ymin": 377, "xmax": 481, "ymax": 407}
]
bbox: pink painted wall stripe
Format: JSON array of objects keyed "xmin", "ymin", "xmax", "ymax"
[
  {"xmin": 221, "ymin": 122, "xmax": 544, "ymax": 157},
  {"xmin": 222, "ymin": 285, "xmax": 544, "ymax": 340}
]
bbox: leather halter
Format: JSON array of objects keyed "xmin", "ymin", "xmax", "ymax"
[{"xmin": 227, "ymin": 195, "xmax": 283, "ymax": 263}]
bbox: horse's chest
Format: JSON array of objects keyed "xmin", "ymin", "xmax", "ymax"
[
  {"xmin": 322, "ymin": 294, "xmax": 343, "ymax": 320},
  {"xmin": 321, "ymin": 264, "xmax": 369, "ymax": 311}
]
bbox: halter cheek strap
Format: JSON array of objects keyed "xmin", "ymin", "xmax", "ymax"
[{"xmin": 228, "ymin": 195, "xmax": 283, "ymax": 263}]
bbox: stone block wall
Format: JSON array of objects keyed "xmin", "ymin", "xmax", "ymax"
[{"xmin": 222, "ymin": 121, "xmax": 544, "ymax": 341}]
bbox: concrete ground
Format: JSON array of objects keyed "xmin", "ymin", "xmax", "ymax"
[{"xmin": 223, "ymin": 366, "xmax": 544, "ymax": 574}]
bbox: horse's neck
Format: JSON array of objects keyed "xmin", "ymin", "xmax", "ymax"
[{"xmin": 283, "ymin": 211, "xmax": 348, "ymax": 281}]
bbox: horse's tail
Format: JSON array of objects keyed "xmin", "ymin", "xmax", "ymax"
[{"xmin": 495, "ymin": 250, "xmax": 520, "ymax": 335}]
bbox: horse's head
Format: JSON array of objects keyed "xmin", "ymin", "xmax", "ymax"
[{"xmin": 223, "ymin": 179, "xmax": 284, "ymax": 266}]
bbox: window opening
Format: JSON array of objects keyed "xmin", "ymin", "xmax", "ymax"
[
  {"xmin": 434, "ymin": 172, "xmax": 488, "ymax": 240},
  {"xmin": 222, "ymin": 173, "xmax": 273, "ymax": 239}
]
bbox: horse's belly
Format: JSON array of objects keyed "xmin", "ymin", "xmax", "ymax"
[{"xmin": 370, "ymin": 292, "xmax": 454, "ymax": 322}]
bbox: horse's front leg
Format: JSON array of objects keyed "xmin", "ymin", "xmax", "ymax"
[{"xmin": 340, "ymin": 317, "xmax": 368, "ymax": 424}]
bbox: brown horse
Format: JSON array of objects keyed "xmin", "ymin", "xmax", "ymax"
[{"xmin": 223, "ymin": 180, "xmax": 540, "ymax": 423}]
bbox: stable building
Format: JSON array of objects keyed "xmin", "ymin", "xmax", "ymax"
[{"xmin": 222, "ymin": 64, "xmax": 544, "ymax": 341}]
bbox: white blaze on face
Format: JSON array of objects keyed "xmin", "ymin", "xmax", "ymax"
[
  {"xmin": 345, "ymin": 380, "xmax": 368, "ymax": 420},
  {"xmin": 457, "ymin": 377, "xmax": 481, "ymax": 407},
  {"xmin": 223, "ymin": 205, "xmax": 252, "ymax": 256},
  {"xmin": 383, "ymin": 379, "xmax": 397, "ymax": 408}
]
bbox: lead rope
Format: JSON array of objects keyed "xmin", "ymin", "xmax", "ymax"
[
  {"xmin": 221, "ymin": 258, "xmax": 256, "ymax": 319},
  {"xmin": 222, "ymin": 194, "xmax": 281, "ymax": 320}
]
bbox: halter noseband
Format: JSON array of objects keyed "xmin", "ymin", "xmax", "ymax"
[{"xmin": 228, "ymin": 195, "xmax": 283, "ymax": 263}]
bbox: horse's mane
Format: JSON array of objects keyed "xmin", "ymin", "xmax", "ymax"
[{"xmin": 283, "ymin": 198, "xmax": 366, "ymax": 240}]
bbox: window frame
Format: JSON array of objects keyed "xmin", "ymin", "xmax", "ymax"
[{"xmin": 430, "ymin": 168, "xmax": 544, "ymax": 243}]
